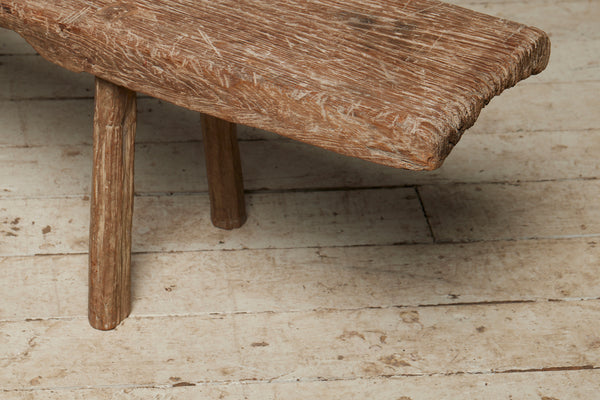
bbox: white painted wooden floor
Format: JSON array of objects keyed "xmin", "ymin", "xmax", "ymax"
[{"xmin": 1, "ymin": 0, "xmax": 599, "ymax": 398}]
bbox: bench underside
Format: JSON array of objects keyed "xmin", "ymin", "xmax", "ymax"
[{"xmin": 0, "ymin": 0, "xmax": 549, "ymax": 170}]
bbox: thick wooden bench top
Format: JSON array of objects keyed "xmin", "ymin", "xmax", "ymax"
[{"xmin": 0, "ymin": 0, "xmax": 549, "ymax": 170}]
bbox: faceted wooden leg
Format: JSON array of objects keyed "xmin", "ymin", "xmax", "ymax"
[
  {"xmin": 88, "ymin": 77, "xmax": 137, "ymax": 330},
  {"xmin": 201, "ymin": 114, "xmax": 247, "ymax": 230}
]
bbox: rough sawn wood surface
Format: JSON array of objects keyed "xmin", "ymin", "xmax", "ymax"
[
  {"xmin": 88, "ymin": 78, "xmax": 137, "ymax": 330},
  {"xmin": 0, "ymin": 0, "xmax": 550, "ymax": 170}
]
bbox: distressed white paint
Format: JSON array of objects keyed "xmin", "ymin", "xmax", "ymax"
[
  {"xmin": 0, "ymin": 237, "xmax": 599, "ymax": 321},
  {"xmin": 0, "ymin": 302, "xmax": 599, "ymax": 390},
  {"xmin": 2, "ymin": 370, "xmax": 599, "ymax": 400},
  {"xmin": 0, "ymin": 188, "xmax": 431, "ymax": 257}
]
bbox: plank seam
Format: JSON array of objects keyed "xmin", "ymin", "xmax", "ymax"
[
  {"xmin": 1, "ymin": 177, "xmax": 599, "ymax": 202},
  {"xmin": 2, "ymin": 298, "xmax": 599, "ymax": 325},
  {"xmin": 0, "ymin": 234, "xmax": 593, "ymax": 259},
  {"xmin": 0, "ymin": 233, "xmax": 594, "ymax": 259},
  {"xmin": 416, "ymin": 186, "xmax": 436, "ymax": 242},
  {"xmin": 2, "ymin": 365, "xmax": 598, "ymax": 393}
]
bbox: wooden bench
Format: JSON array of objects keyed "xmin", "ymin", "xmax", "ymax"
[{"xmin": 0, "ymin": 0, "xmax": 550, "ymax": 330}]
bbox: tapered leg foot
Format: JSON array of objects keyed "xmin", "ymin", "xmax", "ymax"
[
  {"xmin": 89, "ymin": 77, "xmax": 137, "ymax": 330},
  {"xmin": 201, "ymin": 114, "xmax": 247, "ymax": 230}
]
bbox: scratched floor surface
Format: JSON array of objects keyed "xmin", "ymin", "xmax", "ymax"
[{"xmin": 0, "ymin": 0, "xmax": 599, "ymax": 398}]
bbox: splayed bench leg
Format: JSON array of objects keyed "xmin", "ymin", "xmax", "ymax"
[
  {"xmin": 201, "ymin": 114, "xmax": 247, "ymax": 230},
  {"xmin": 88, "ymin": 77, "xmax": 137, "ymax": 330}
]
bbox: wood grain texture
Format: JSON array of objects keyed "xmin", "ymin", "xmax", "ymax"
[
  {"xmin": 88, "ymin": 77, "xmax": 136, "ymax": 330},
  {"xmin": 3, "ymin": 370, "xmax": 599, "ymax": 399},
  {"xmin": 1, "ymin": 237, "xmax": 599, "ymax": 321},
  {"xmin": 1, "ymin": 301, "xmax": 599, "ymax": 389},
  {"xmin": 0, "ymin": 189, "xmax": 430, "ymax": 257},
  {"xmin": 201, "ymin": 115, "xmax": 246, "ymax": 229},
  {"xmin": 0, "ymin": 0, "xmax": 550, "ymax": 170}
]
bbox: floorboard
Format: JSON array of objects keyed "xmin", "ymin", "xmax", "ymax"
[
  {"xmin": 1, "ymin": 301, "xmax": 599, "ymax": 390},
  {"xmin": 4, "ymin": 370, "xmax": 600, "ymax": 400},
  {"xmin": 1, "ymin": 237, "xmax": 598, "ymax": 321}
]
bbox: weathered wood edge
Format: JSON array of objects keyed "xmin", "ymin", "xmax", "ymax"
[
  {"xmin": 0, "ymin": 0, "xmax": 550, "ymax": 170},
  {"xmin": 425, "ymin": 24, "xmax": 550, "ymax": 170}
]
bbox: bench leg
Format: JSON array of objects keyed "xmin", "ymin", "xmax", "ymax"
[
  {"xmin": 201, "ymin": 114, "xmax": 247, "ymax": 230},
  {"xmin": 89, "ymin": 77, "xmax": 137, "ymax": 330}
]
